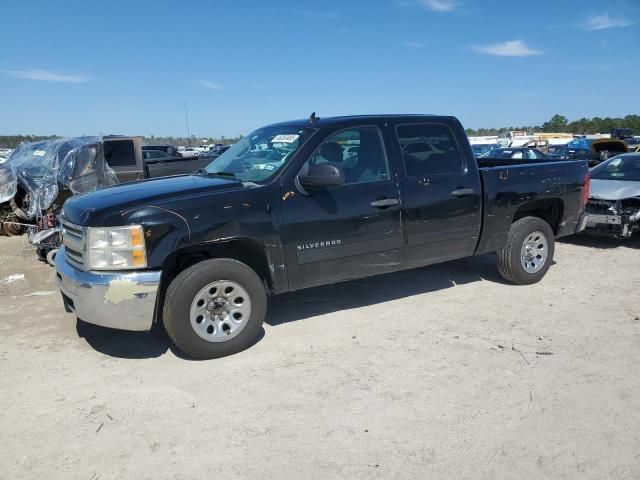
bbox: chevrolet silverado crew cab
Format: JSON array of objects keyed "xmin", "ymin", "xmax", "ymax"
[{"xmin": 55, "ymin": 114, "xmax": 590, "ymax": 359}]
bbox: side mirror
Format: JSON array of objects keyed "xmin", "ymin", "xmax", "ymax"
[{"xmin": 298, "ymin": 163, "xmax": 345, "ymax": 189}]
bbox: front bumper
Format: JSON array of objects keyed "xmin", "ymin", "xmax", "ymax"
[
  {"xmin": 586, "ymin": 213, "xmax": 621, "ymax": 228},
  {"xmin": 585, "ymin": 213, "xmax": 636, "ymax": 237},
  {"xmin": 55, "ymin": 246, "xmax": 161, "ymax": 331}
]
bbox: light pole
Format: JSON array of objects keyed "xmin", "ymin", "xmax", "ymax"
[{"xmin": 184, "ymin": 100, "xmax": 191, "ymax": 146}]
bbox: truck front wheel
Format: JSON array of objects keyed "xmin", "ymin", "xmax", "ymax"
[
  {"xmin": 163, "ymin": 258, "xmax": 267, "ymax": 359},
  {"xmin": 496, "ymin": 216, "xmax": 555, "ymax": 285}
]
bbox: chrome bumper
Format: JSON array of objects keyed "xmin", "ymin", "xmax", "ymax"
[
  {"xmin": 55, "ymin": 246, "xmax": 161, "ymax": 331},
  {"xmin": 586, "ymin": 213, "xmax": 622, "ymax": 227},
  {"xmin": 576, "ymin": 213, "xmax": 590, "ymax": 232}
]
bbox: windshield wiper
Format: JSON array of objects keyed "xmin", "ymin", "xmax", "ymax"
[{"xmin": 202, "ymin": 170, "xmax": 241, "ymax": 180}]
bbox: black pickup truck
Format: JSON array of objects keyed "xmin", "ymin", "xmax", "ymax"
[{"xmin": 55, "ymin": 115, "xmax": 590, "ymax": 359}]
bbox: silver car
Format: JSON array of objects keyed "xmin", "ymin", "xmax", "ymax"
[{"xmin": 586, "ymin": 153, "xmax": 640, "ymax": 237}]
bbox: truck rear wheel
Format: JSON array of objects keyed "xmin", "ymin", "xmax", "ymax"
[
  {"xmin": 496, "ymin": 216, "xmax": 555, "ymax": 285},
  {"xmin": 163, "ymin": 258, "xmax": 267, "ymax": 359}
]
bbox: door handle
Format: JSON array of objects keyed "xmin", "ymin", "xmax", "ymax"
[
  {"xmin": 450, "ymin": 188, "xmax": 475, "ymax": 197},
  {"xmin": 370, "ymin": 198, "xmax": 399, "ymax": 208}
]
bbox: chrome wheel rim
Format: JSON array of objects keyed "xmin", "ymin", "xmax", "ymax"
[
  {"xmin": 520, "ymin": 230, "xmax": 548, "ymax": 274},
  {"xmin": 189, "ymin": 280, "xmax": 251, "ymax": 342}
]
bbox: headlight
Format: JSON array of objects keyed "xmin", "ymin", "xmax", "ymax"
[{"xmin": 87, "ymin": 225, "xmax": 147, "ymax": 270}]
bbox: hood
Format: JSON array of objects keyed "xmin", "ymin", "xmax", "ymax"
[
  {"xmin": 62, "ymin": 174, "xmax": 243, "ymax": 225},
  {"xmin": 589, "ymin": 179, "xmax": 640, "ymax": 200},
  {"xmin": 591, "ymin": 139, "xmax": 627, "ymax": 154}
]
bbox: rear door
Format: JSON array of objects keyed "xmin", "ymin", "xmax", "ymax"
[
  {"xmin": 281, "ymin": 125, "xmax": 403, "ymax": 290},
  {"xmin": 395, "ymin": 122, "xmax": 482, "ymax": 267}
]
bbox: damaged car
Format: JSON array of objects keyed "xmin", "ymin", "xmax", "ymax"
[
  {"xmin": 585, "ymin": 153, "xmax": 640, "ymax": 238},
  {"xmin": 0, "ymin": 137, "xmax": 118, "ymax": 260},
  {"xmin": 550, "ymin": 138, "xmax": 628, "ymax": 167}
]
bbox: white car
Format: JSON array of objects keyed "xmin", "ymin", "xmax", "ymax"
[{"xmin": 179, "ymin": 147, "xmax": 199, "ymax": 158}]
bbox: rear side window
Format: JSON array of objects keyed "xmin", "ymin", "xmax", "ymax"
[
  {"xmin": 397, "ymin": 124, "xmax": 463, "ymax": 176},
  {"xmin": 104, "ymin": 140, "xmax": 137, "ymax": 167}
]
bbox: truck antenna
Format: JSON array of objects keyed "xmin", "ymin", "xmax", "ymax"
[{"xmin": 309, "ymin": 112, "xmax": 320, "ymax": 124}]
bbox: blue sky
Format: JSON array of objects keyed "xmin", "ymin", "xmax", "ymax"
[{"xmin": 1, "ymin": 0, "xmax": 638, "ymax": 137}]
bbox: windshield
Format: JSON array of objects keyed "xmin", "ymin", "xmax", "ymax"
[
  {"xmin": 205, "ymin": 126, "xmax": 313, "ymax": 182},
  {"xmin": 471, "ymin": 144, "xmax": 492, "ymax": 156},
  {"xmin": 567, "ymin": 139, "xmax": 590, "ymax": 149},
  {"xmin": 590, "ymin": 154, "xmax": 640, "ymax": 181}
]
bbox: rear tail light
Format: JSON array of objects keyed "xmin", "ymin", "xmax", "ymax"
[{"xmin": 582, "ymin": 174, "xmax": 590, "ymax": 205}]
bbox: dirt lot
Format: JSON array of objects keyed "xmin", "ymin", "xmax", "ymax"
[{"xmin": 0, "ymin": 234, "xmax": 639, "ymax": 479}]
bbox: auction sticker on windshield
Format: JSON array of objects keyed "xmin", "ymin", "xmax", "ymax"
[
  {"xmin": 33, "ymin": 150, "xmax": 46, "ymax": 157},
  {"xmin": 271, "ymin": 134, "xmax": 299, "ymax": 143}
]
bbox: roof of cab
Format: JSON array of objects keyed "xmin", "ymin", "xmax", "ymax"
[{"xmin": 265, "ymin": 114, "xmax": 457, "ymax": 129}]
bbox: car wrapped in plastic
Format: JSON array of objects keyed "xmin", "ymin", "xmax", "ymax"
[
  {"xmin": 0, "ymin": 137, "xmax": 118, "ymax": 245},
  {"xmin": 1, "ymin": 137, "xmax": 118, "ymax": 218}
]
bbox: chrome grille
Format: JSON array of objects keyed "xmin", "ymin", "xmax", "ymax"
[
  {"xmin": 586, "ymin": 199, "xmax": 617, "ymax": 215},
  {"xmin": 65, "ymin": 247, "xmax": 84, "ymax": 264},
  {"xmin": 61, "ymin": 219, "xmax": 86, "ymax": 267}
]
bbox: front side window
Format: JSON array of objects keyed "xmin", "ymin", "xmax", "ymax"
[
  {"xmin": 397, "ymin": 124, "xmax": 463, "ymax": 176},
  {"xmin": 301, "ymin": 127, "xmax": 390, "ymax": 184},
  {"xmin": 205, "ymin": 126, "xmax": 313, "ymax": 182}
]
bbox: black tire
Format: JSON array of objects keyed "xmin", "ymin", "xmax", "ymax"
[
  {"xmin": 36, "ymin": 247, "xmax": 48, "ymax": 263},
  {"xmin": 163, "ymin": 258, "xmax": 267, "ymax": 359},
  {"xmin": 496, "ymin": 216, "xmax": 555, "ymax": 285},
  {"xmin": 46, "ymin": 248, "xmax": 58, "ymax": 267}
]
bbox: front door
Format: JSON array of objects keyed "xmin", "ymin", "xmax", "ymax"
[
  {"xmin": 281, "ymin": 126, "xmax": 403, "ymax": 290},
  {"xmin": 395, "ymin": 122, "xmax": 482, "ymax": 266}
]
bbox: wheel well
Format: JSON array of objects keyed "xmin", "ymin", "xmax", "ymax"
[
  {"xmin": 513, "ymin": 198, "xmax": 564, "ymax": 233},
  {"xmin": 162, "ymin": 238, "xmax": 272, "ymax": 288},
  {"xmin": 154, "ymin": 238, "xmax": 273, "ymax": 324}
]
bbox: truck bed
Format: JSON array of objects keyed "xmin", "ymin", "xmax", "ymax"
[
  {"xmin": 475, "ymin": 159, "xmax": 589, "ymax": 255},
  {"xmin": 145, "ymin": 156, "xmax": 212, "ymax": 178}
]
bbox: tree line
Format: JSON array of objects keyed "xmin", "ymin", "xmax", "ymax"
[
  {"xmin": 2, "ymin": 114, "xmax": 638, "ymax": 149},
  {"xmin": 0, "ymin": 135, "xmax": 62, "ymax": 149},
  {"xmin": 465, "ymin": 114, "xmax": 640, "ymax": 137}
]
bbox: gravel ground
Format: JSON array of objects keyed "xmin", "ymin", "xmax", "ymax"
[{"xmin": 0, "ymin": 233, "xmax": 639, "ymax": 480}]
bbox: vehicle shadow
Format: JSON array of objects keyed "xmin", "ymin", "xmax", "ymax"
[
  {"xmin": 559, "ymin": 232, "xmax": 640, "ymax": 250},
  {"xmin": 76, "ymin": 320, "xmax": 171, "ymax": 359},
  {"xmin": 75, "ymin": 253, "xmax": 508, "ymax": 359},
  {"xmin": 76, "ymin": 320, "xmax": 266, "ymax": 360},
  {"xmin": 266, "ymin": 253, "xmax": 506, "ymax": 326}
]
